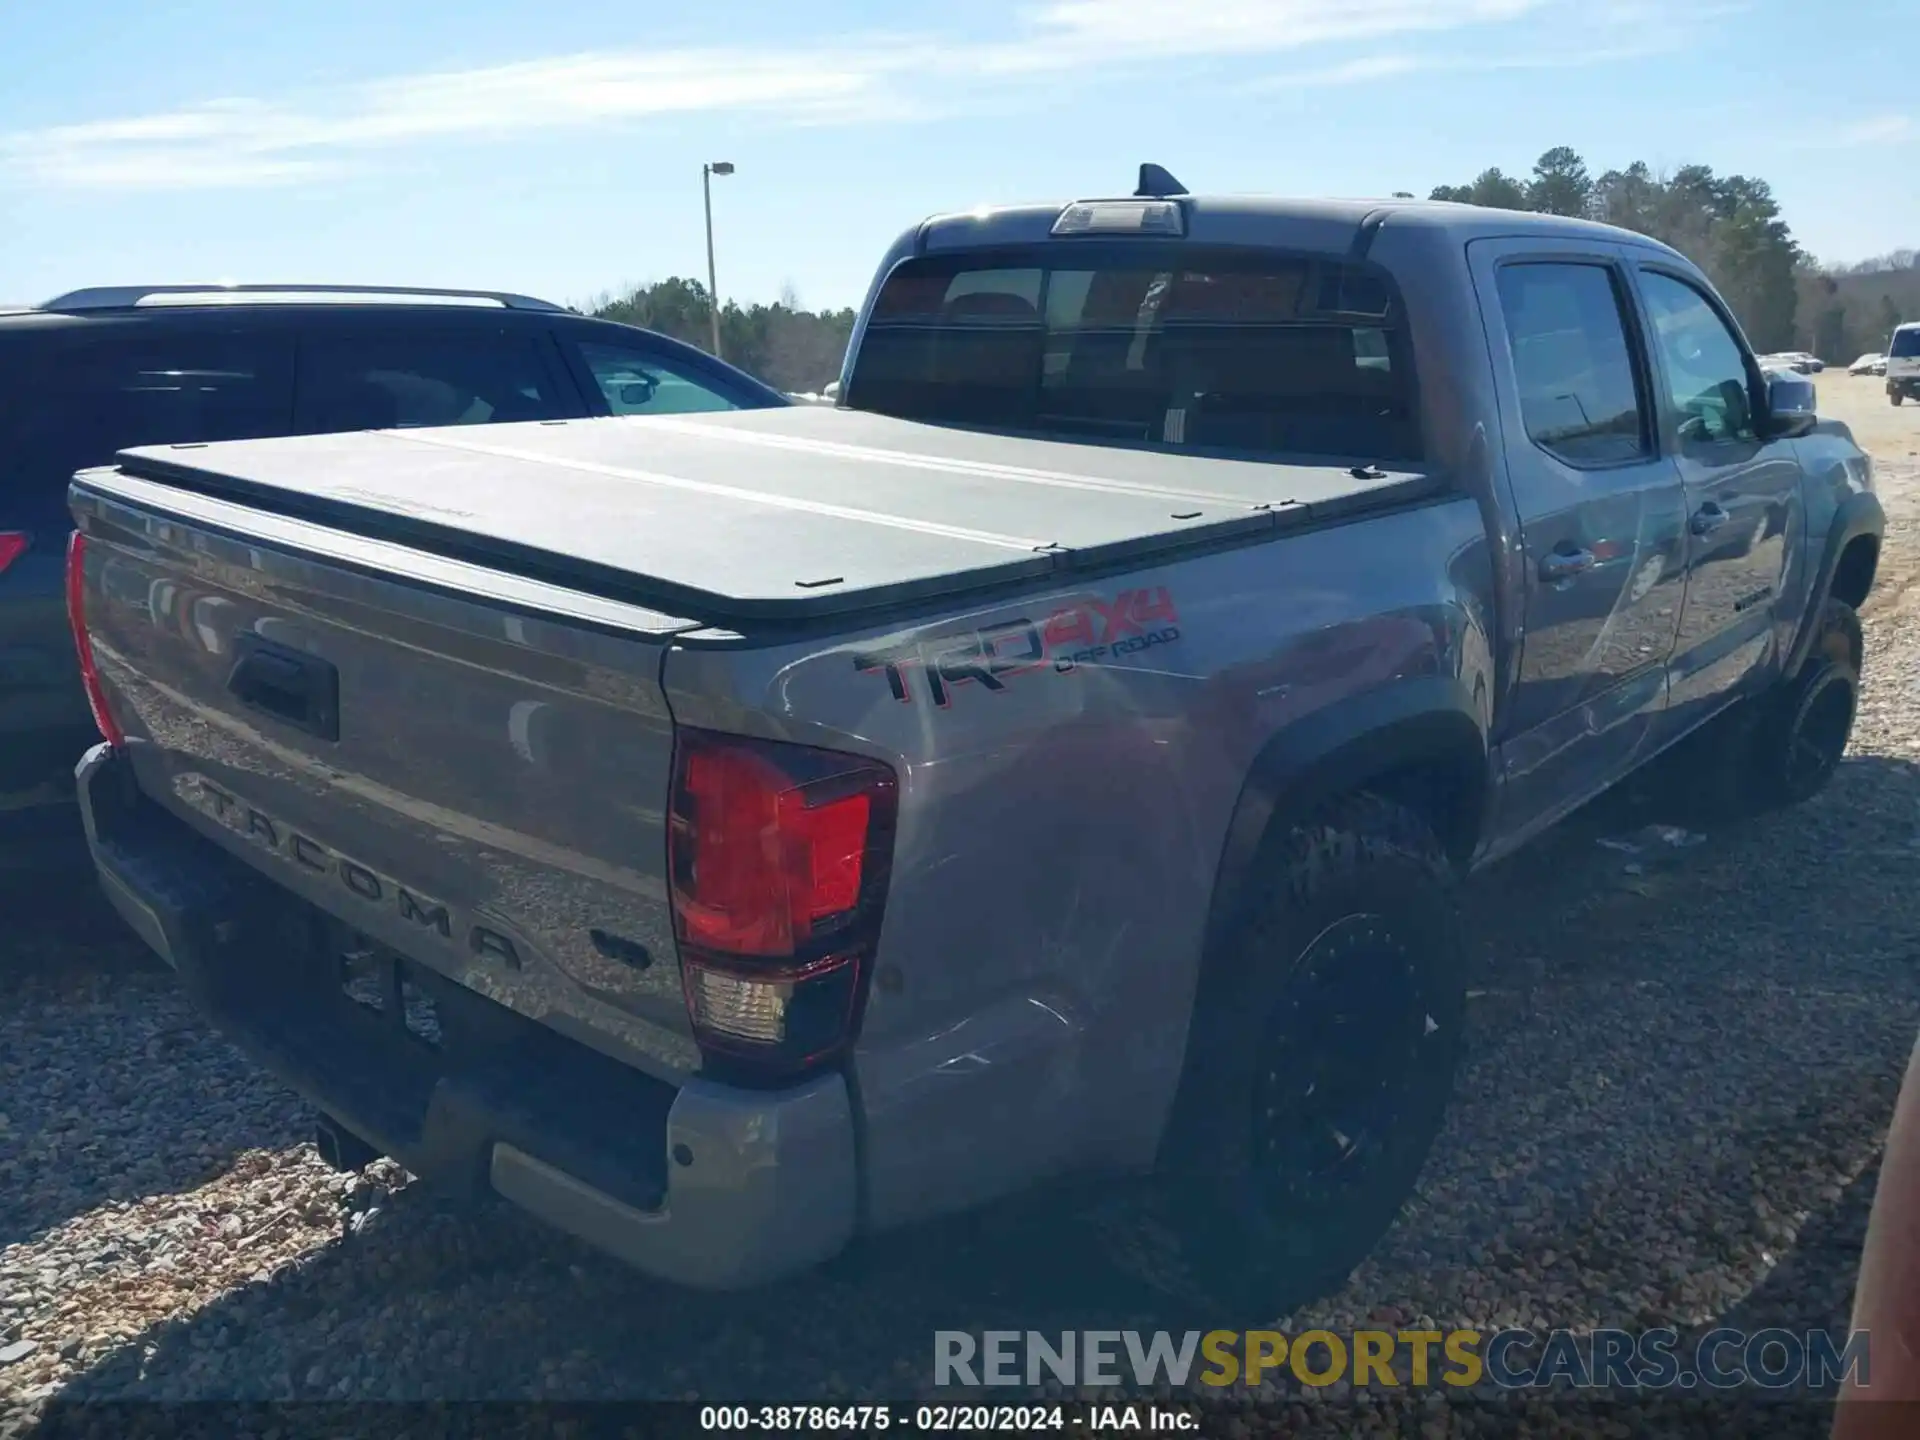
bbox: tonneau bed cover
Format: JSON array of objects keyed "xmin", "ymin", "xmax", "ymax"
[{"xmin": 81, "ymin": 406, "xmax": 1448, "ymax": 625}]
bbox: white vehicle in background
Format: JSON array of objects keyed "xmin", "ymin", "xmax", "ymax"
[
  {"xmin": 1850, "ymin": 352, "xmax": 1889, "ymax": 377},
  {"xmin": 785, "ymin": 383, "xmax": 843, "ymax": 406},
  {"xmin": 1760, "ymin": 352, "xmax": 1819, "ymax": 375},
  {"xmin": 1888, "ymin": 324, "xmax": 1920, "ymax": 406}
]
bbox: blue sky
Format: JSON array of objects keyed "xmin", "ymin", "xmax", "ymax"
[{"xmin": 1, "ymin": 0, "xmax": 1913, "ymax": 313}]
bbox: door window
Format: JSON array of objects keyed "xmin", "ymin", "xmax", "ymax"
[
  {"xmin": 570, "ymin": 341, "xmax": 743, "ymax": 416},
  {"xmin": 1494, "ymin": 262, "xmax": 1650, "ymax": 467},
  {"xmin": 295, "ymin": 332, "xmax": 566, "ymax": 433},
  {"xmin": 1636, "ymin": 272, "xmax": 1758, "ymax": 445}
]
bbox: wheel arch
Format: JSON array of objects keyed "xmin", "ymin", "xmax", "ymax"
[
  {"xmin": 1787, "ymin": 490, "xmax": 1884, "ymax": 676},
  {"xmin": 1831, "ymin": 534, "xmax": 1880, "ymax": 612},
  {"xmin": 1201, "ymin": 676, "xmax": 1489, "ymax": 959}
]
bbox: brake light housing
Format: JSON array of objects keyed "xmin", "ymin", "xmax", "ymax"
[
  {"xmin": 65, "ymin": 530, "xmax": 126, "ymax": 749},
  {"xmin": 0, "ymin": 532, "xmax": 28, "ymax": 575},
  {"xmin": 668, "ymin": 728, "xmax": 897, "ymax": 1080}
]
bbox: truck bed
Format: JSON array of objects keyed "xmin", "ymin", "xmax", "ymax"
[{"xmin": 93, "ymin": 406, "xmax": 1447, "ymax": 625}]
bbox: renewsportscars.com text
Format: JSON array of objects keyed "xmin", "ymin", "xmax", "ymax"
[{"xmin": 934, "ymin": 1327, "xmax": 1870, "ymax": 1391}]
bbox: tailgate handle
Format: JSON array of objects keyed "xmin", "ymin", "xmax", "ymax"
[{"xmin": 226, "ymin": 635, "xmax": 340, "ymax": 742}]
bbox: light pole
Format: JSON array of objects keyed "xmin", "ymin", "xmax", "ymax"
[{"xmin": 702, "ymin": 161, "xmax": 734, "ymax": 359}]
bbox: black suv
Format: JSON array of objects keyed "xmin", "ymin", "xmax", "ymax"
[{"xmin": 0, "ymin": 283, "xmax": 789, "ymax": 804}]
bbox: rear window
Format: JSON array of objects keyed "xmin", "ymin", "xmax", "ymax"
[
  {"xmin": 845, "ymin": 245, "xmax": 1420, "ymax": 462},
  {"xmin": 1892, "ymin": 328, "xmax": 1920, "ymax": 358}
]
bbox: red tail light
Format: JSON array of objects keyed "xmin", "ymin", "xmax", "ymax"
[
  {"xmin": 668, "ymin": 728, "xmax": 897, "ymax": 1079},
  {"xmin": 65, "ymin": 530, "xmax": 126, "ymax": 749},
  {"xmin": 0, "ymin": 532, "xmax": 27, "ymax": 575}
]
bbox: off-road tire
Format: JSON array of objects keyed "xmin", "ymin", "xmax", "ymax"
[
  {"xmin": 1746, "ymin": 598, "xmax": 1862, "ymax": 809},
  {"xmin": 1660, "ymin": 598, "xmax": 1862, "ymax": 822},
  {"xmin": 1128, "ymin": 792, "xmax": 1467, "ymax": 1321}
]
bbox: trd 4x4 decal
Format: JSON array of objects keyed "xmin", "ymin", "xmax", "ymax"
[{"xmin": 853, "ymin": 587, "xmax": 1181, "ymax": 708}]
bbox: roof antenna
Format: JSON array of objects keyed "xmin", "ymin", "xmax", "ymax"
[{"xmin": 1135, "ymin": 163, "xmax": 1189, "ymax": 198}]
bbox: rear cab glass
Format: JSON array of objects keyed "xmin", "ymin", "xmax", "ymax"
[
  {"xmin": 844, "ymin": 243, "xmax": 1421, "ymax": 462},
  {"xmin": 1891, "ymin": 327, "xmax": 1920, "ymax": 359}
]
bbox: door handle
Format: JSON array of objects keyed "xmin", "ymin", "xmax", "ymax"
[
  {"xmin": 1540, "ymin": 548, "xmax": 1597, "ymax": 583},
  {"xmin": 1690, "ymin": 503, "xmax": 1730, "ymax": 536},
  {"xmin": 225, "ymin": 634, "xmax": 340, "ymax": 741}
]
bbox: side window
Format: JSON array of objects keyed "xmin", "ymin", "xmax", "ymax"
[
  {"xmin": 1636, "ymin": 271, "xmax": 1758, "ymax": 445},
  {"xmin": 571, "ymin": 342, "xmax": 742, "ymax": 416},
  {"xmin": 3, "ymin": 330, "xmax": 292, "ymax": 513},
  {"xmin": 295, "ymin": 332, "xmax": 566, "ymax": 434},
  {"xmin": 1494, "ymin": 262, "xmax": 1650, "ymax": 466},
  {"xmin": 1353, "ymin": 326, "xmax": 1392, "ymax": 374}
]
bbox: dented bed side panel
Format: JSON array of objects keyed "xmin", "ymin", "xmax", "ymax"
[{"xmin": 662, "ymin": 494, "xmax": 1497, "ymax": 1230}]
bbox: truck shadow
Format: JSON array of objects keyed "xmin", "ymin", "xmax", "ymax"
[
  {"xmin": 29, "ymin": 750, "xmax": 1920, "ymax": 1406},
  {"xmin": 0, "ymin": 842, "xmax": 311, "ymax": 1253}
]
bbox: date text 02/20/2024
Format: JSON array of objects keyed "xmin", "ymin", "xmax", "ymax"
[{"xmin": 698, "ymin": 1404, "xmax": 1196, "ymax": 1432}]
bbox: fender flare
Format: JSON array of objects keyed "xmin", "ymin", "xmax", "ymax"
[
  {"xmin": 1785, "ymin": 490, "xmax": 1884, "ymax": 677},
  {"xmin": 1202, "ymin": 676, "xmax": 1489, "ymax": 953}
]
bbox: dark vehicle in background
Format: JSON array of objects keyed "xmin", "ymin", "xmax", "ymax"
[{"xmin": 0, "ymin": 285, "xmax": 788, "ymax": 803}]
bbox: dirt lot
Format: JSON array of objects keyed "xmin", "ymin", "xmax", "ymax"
[{"xmin": 4, "ymin": 375, "xmax": 1920, "ymax": 1435}]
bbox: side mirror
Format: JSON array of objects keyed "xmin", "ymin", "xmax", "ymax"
[
  {"xmin": 1764, "ymin": 370, "xmax": 1818, "ymax": 439},
  {"xmin": 618, "ymin": 375, "xmax": 658, "ymax": 406}
]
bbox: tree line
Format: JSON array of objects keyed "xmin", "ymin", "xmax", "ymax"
[
  {"xmin": 585, "ymin": 277, "xmax": 855, "ymax": 396},
  {"xmin": 1422, "ymin": 146, "xmax": 1909, "ymax": 362},
  {"xmin": 590, "ymin": 148, "xmax": 1911, "ymax": 391}
]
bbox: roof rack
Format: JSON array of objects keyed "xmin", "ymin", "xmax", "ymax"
[{"xmin": 36, "ymin": 283, "xmax": 566, "ymax": 313}]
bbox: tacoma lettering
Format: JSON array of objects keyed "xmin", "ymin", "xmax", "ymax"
[{"xmin": 179, "ymin": 777, "xmax": 506, "ymax": 965}]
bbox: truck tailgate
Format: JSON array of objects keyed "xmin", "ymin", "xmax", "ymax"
[{"xmin": 69, "ymin": 477, "xmax": 705, "ymax": 1082}]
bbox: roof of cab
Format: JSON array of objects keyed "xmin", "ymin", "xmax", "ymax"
[{"xmin": 904, "ymin": 194, "xmax": 1690, "ymax": 265}]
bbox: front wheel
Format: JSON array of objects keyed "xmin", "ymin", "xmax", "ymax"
[
  {"xmin": 1663, "ymin": 598, "xmax": 1862, "ymax": 821},
  {"xmin": 1749, "ymin": 599, "xmax": 1862, "ymax": 809},
  {"xmin": 1137, "ymin": 793, "xmax": 1466, "ymax": 1319}
]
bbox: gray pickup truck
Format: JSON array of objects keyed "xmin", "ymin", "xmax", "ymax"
[{"xmin": 65, "ymin": 174, "xmax": 1883, "ymax": 1315}]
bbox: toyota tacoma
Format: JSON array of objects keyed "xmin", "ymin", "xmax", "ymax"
[{"xmin": 63, "ymin": 171, "xmax": 1883, "ymax": 1312}]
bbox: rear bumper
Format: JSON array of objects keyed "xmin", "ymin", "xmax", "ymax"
[
  {"xmin": 1890, "ymin": 376, "xmax": 1920, "ymax": 397},
  {"xmin": 76, "ymin": 742, "xmax": 858, "ymax": 1290}
]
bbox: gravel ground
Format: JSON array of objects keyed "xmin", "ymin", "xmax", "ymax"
[{"xmin": 4, "ymin": 377, "xmax": 1919, "ymax": 1438}]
